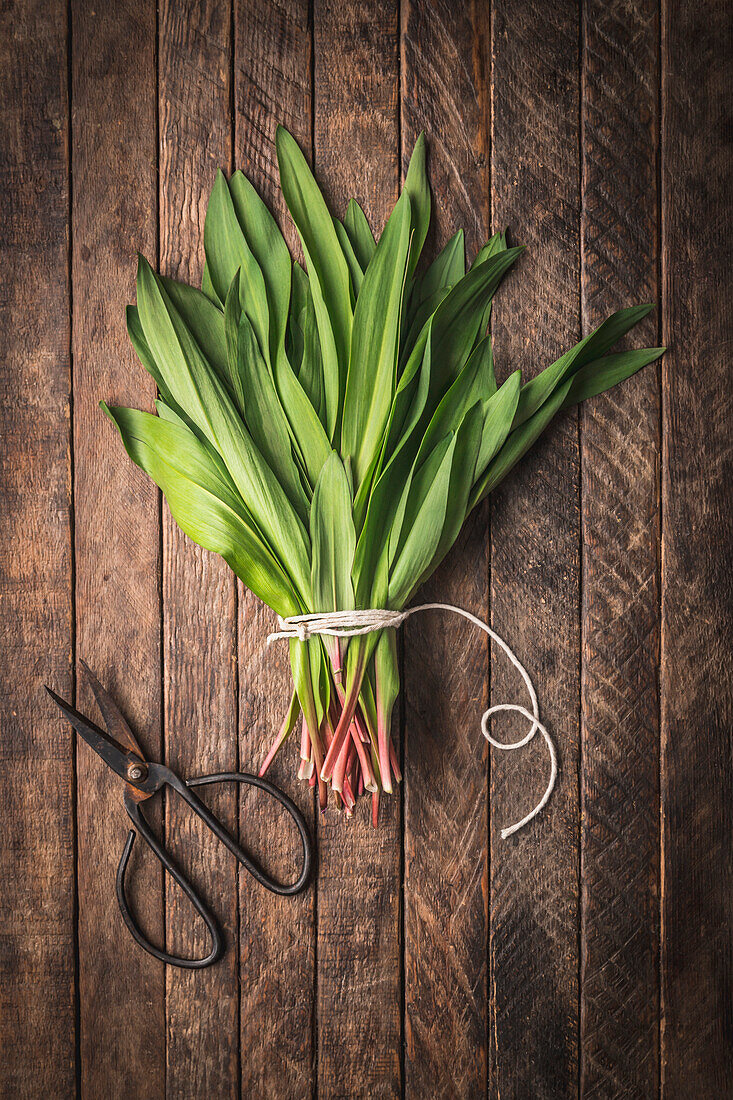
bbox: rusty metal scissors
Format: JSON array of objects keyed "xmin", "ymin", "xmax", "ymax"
[{"xmin": 46, "ymin": 662, "xmax": 312, "ymax": 970}]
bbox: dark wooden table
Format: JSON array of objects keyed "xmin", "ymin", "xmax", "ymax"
[{"xmin": 2, "ymin": 0, "xmax": 731, "ymax": 1096}]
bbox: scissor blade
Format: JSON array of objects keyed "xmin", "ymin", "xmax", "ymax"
[
  {"xmin": 46, "ymin": 687, "xmax": 136, "ymax": 783},
  {"xmin": 79, "ymin": 660, "xmax": 145, "ymax": 759}
]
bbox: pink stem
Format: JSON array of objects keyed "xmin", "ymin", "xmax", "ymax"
[
  {"xmin": 350, "ymin": 724, "xmax": 377, "ymax": 792},
  {"xmin": 260, "ymin": 712, "xmax": 296, "ymax": 777},
  {"xmin": 332, "ymin": 733, "xmax": 352, "ymax": 793},
  {"xmin": 389, "ymin": 736, "xmax": 402, "ymax": 783}
]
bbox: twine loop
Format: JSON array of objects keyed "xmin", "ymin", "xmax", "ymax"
[{"xmin": 268, "ymin": 604, "xmax": 557, "ymax": 839}]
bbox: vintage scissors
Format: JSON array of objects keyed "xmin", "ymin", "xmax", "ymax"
[{"xmin": 46, "ymin": 662, "xmax": 312, "ymax": 969}]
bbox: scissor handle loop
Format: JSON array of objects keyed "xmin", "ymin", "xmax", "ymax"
[
  {"xmin": 116, "ymin": 767, "xmax": 312, "ymax": 969},
  {"xmin": 182, "ymin": 770, "xmax": 312, "ymax": 896},
  {"xmin": 116, "ymin": 804, "xmax": 222, "ymax": 969}
]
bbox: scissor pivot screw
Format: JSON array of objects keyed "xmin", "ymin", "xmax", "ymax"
[{"xmin": 127, "ymin": 762, "xmax": 147, "ymax": 782}]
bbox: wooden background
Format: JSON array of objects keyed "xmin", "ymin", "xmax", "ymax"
[{"xmin": 1, "ymin": 0, "xmax": 731, "ymax": 1096}]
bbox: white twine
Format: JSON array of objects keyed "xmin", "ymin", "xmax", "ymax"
[{"xmin": 267, "ymin": 604, "xmax": 557, "ymax": 838}]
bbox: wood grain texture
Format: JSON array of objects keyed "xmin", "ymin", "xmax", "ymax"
[
  {"xmin": 580, "ymin": 2, "xmax": 661, "ymax": 1096},
  {"xmin": 158, "ymin": 2, "xmax": 239, "ymax": 1095},
  {"xmin": 660, "ymin": 0, "xmax": 733, "ymax": 1093},
  {"xmin": 71, "ymin": 1, "xmax": 164, "ymax": 1095},
  {"xmin": 401, "ymin": 2, "xmax": 490, "ymax": 1097},
  {"xmin": 2, "ymin": 3, "xmax": 733, "ymax": 1095},
  {"xmin": 489, "ymin": 0, "xmax": 581, "ymax": 1095},
  {"xmin": 313, "ymin": 1, "xmax": 402, "ymax": 1096},
  {"xmin": 234, "ymin": 2, "xmax": 316, "ymax": 1096},
  {"xmin": 0, "ymin": 3, "xmax": 74, "ymax": 1096}
]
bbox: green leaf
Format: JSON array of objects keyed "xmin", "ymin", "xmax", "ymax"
[
  {"xmin": 294, "ymin": 277, "xmax": 326, "ymax": 425},
  {"xmin": 341, "ymin": 191, "xmax": 412, "ymax": 489},
  {"xmin": 228, "ymin": 170, "xmax": 292, "ymax": 370},
  {"xmin": 427, "ymin": 401, "xmax": 483, "ymax": 582},
  {"xmin": 470, "ymin": 229, "xmax": 509, "ymax": 269},
  {"xmin": 203, "ymin": 171, "xmax": 271, "ymax": 358},
  {"xmin": 411, "ymin": 229, "xmax": 465, "ymax": 314},
  {"xmin": 135, "ymin": 255, "xmax": 312, "ymax": 601},
  {"xmin": 560, "ymin": 346, "xmax": 665, "ymax": 409},
  {"xmin": 201, "ymin": 260, "xmax": 218, "ymax": 305},
  {"xmin": 475, "ymin": 369, "xmax": 522, "ymax": 477},
  {"xmin": 273, "ymin": 351, "xmax": 332, "ymax": 491},
  {"xmin": 513, "ymin": 304, "xmax": 655, "ymax": 427},
  {"xmin": 334, "ymin": 218, "xmax": 364, "ymax": 296},
  {"xmin": 425, "ymin": 247, "xmax": 523, "ymax": 414},
  {"xmin": 311, "ymin": 452, "xmax": 356, "ymax": 613},
  {"xmin": 127, "ymin": 304, "xmax": 172, "ymax": 402},
  {"xmin": 403, "ymin": 132, "xmax": 430, "ymax": 277},
  {"xmin": 233, "ymin": 304, "xmax": 310, "ymax": 522},
  {"xmin": 343, "ymin": 198, "xmax": 376, "ymax": 270},
  {"xmin": 469, "ymin": 375, "xmax": 574, "ymax": 510},
  {"xmin": 276, "ymin": 126, "xmax": 353, "ymax": 434},
  {"xmin": 414, "ymin": 334, "xmax": 498, "ymax": 467},
  {"xmin": 159, "ymin": 276, "xmax": 228, "ymax": 380},
  {"xmin": 388, "ymin": 431, "xmax": 458, "ymax": 606},
  {"xmin": 104, "ymin": 404, "xmax": 301, "ymax": 617}
]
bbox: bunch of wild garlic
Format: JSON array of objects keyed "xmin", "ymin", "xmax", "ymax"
[{"xmin": 105, "ymin": 126, "xmax": 663, "ymax": 823}]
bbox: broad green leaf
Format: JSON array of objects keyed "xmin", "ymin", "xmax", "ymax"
[
  {"xmin": 295, "ymin": 278, "xmax": 326, "ymax": 425},
  {"xmin": 334, "ymin": 218, "xmax": 364, "ymax": 297},
  {"xmin": 104, "ymin": 405, "xmax": 301, "ymax": 617},
  {"xmin": 470, "ymin": 333, "xmax": 498, "ymax": 398},
  {"xmin": 276, "ymin": 126, "xmax": 352, "ymax": 431},
  {"xmin": 201, "ymin": 260, "xmax": 218, "ymax": 305},
  {"xmin": 298, "ymin": 234, "xmax": 342, "ymax": 438},
  {"xmin": 234, "ymin": 306, "xmax": 309, "ymax": 522},
  {"xmin": 411, "ymin": 229, "xmax": 465, "ymax": 314},
  {"xmin": 310, "ymin": 452, "xmax": 356, "ymax": 614},
  {"xmin": 388, "ymin": 429, "xmax": 453, "ymax": 568},
  {"xmin": 470, "ymin": 229, "xmax": 509, "ymax": 269},
  {"xmin": 343, "ymin": 198, "xmax": 376, "ymax": 270},
  {"xmin": 273, "ymin": 353, "xmax": 331, "ymax": 490},
  {"xmin": 400, "ymin": 284, "xmax": 452, "ymax": 365},
  {"xmin": 127, "ymin": 303, "xmax": 172, "ymax": 402},
  {"xmin": 425, "ymin": 247, "xmax": 523, "ymax": 414},
  {"xmin": 414, "ymin": 334, "xmax": 497, "ymax": 467},
  {"xmin": 425, "ymin": 401, "xmax": 484, "ymax": 584},
  {"xmin": 475, "ymin": 369, "xmax": 522, "ymax": 477},
  {"xmin": 310, "ymin": 452, "xmax": 356, "ymax": 670},
  {"xmin": 403, "ymin": 132, "xmax": 430, "ymax": 277},
  {"xmin": 513, "ymin": 304, "xmax": 655, "ymax": 427},
  {"xmin": 223, "ymin": 272, "xmax": 248, "ymax": 416},
  {"xmin": 135, "ymin": 256, "xmax": 312, "ymax": 601},
  {"xmin": 228, "ymin": 170, "xmax": 292, "ymax": 369},
  {"xmin": 203, "ymin": 171, "xmax": 271, "ymax": 358},
  {"xmin": 388, "ymin": 431, "xmax": 458, "ymax": 606},
  {"xmin": 290, "ymin": 262, "xmax": 309, "ymax": 324},
  {"xmin": 560, "ymin": 346, "xmax": 665, "ymax": 409},
  {"xmin": 341, "ymin": 190, "xmax": 412, "ymax": 489},
  {"xmin": 159, "ymin": 276, "xmax": 228, "ymax": 379},
  {"xmin": 469, "ymin": 375, "xmax": 575, "ymax": 510}
]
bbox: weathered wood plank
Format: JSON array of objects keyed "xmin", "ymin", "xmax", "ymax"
[
  {"xmin": 489, "ymin": 0, "xmax": 581, "ymax": 1095},
  {"xmin": 158, "ymin": 3, "xmax": 239, "ymax": 1095},
  {"xmin": 313, "ymin": 1, "xmax": 402, "ymax": 1096},
  {"xmin": 234, "ymin": 2, "xmax": 316, "ymax": 1096},
  {"xmin": 71, "ymin": 2, "xmax": 164, "ymax": 1095},
  {"xmin": 401, "ymin": 2, "xmax": 490, "ymax": 1096},
  {"xmin": 579, "ymin": 1, "xmax": 661, "ymax": 1096},
  {"xmin": 660, "ymin": 0, "xmax": 733, "ymax": 1093},
  {"xmin": 0, "ymin": 2, "xmax": 74, "ymax": 1096}
]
